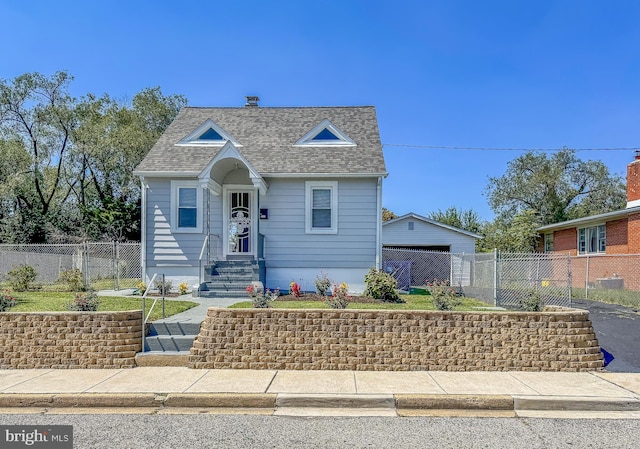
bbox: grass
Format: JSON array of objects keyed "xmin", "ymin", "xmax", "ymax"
[
  {"xmin": 6, "ymin": 292, "xmax": 198, "ymax": 321},
  {"xmin": 572, "ymin": 288, "xmax": 640, "ymax": 310},
  {"xmin": 229, "ymin": 294, "xmax": 490, "ymax": 310}
]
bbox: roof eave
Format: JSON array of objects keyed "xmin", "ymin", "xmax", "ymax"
[{"xmin": 537, "ymin": 206, "xmax": 640, "ymax": 232}]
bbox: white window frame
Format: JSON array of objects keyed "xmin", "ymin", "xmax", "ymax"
[
  {"xmin": 544, "ymin": 233, "xmax": 553, "ymax": 252},
  {"xmin": 305, "ymin": 181, "xmax": 338, "ymax": 234},
  {"xmin": 294, "ymin": 119, "xmax": 356, "ymax": 147},
  {"xmin": 170, "ymin": 180, "xmax": 203, "ymax": 233},
  {"xmin": 578, "ymin": 224, "xmax": 606, "ymax": 255}
]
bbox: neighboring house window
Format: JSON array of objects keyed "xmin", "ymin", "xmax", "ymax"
[
  {"xmin": 408, "ymin": 221, "xmax": 414, "ymax": 231},
  {"xmin": 578, "ymin": 225, "xmax": 606, "ymax": 254},
  {"xmin": 170, "ymin": 181, "xmax": 202, "ymax": 233},
  {"xmin": 305, "ymin": 181, "xmax": 338, "ymax": 234},
  {"xmin": 544, "ymin": 233, "xmax": 553, "ymax": 252}
]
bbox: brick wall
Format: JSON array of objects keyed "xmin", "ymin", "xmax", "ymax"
[
  {"xmin": 552, "ymin": 228, "xmax": 578, "ymax": 255},
  {"xmin": 189, "ymin": 308, "xmax": 603, "ymax": 372},
  {"xmin": 0, "ymin": 311, "xmax": 143, "ymax": 369}
]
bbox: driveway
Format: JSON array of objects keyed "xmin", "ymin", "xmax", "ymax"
[{"xmin": 572, "ymin": 298, "xmax": 640, "ymax": 373}]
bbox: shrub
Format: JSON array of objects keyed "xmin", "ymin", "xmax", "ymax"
[
  {"xmin": 314, "ymin": 272, "xmax": 332, "ymax": 295},
  {"xmin": 363, "ymin": 269, "xmax": 403, "ymax": 303},
  {"xmin": 0, "ymin": 289, "xmax": 17, "ymax": 312},
  {"xmin": 136, "ymin": 282, "xmax": 147, "ymax": 295},
  {"xmin": 325, "ymin": 282, "xmax": 349, "ymax": 309},
  {"xmin": 153, "ymin": 278, "xmax": 173, "ymax": 295},
  {"xmin": 178, "ymin": 282, "xmax": 189, "ymax": 295},
  {"xmin": 289, "ymin": 281, "xmax": 301, "ymax": 297},
  {"xmin": 5, "ymin": 264, "xmax": 37, "ymax": 292},
  {"xmin": 246, "ymin": 284, "xmax": 279, "ymax": 308},
  {"xmin": 520, "ymin": 289, "xmax": 544, "ymax": 312},
  {"xmin": 67, "ymin": 291, "xmax": 100, "ymax": 311},
  {"xmin": 59, "ymin": 268, "xmax": 84, "ymax": 291},
  {"xmin": 427, "ymin": 279, "xmax": 460, "ymax": 311}
]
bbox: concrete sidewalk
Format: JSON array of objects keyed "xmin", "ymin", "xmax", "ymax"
[{"xmin": 1, "ymin": 368, "xmax": 640, "ymax": 417}]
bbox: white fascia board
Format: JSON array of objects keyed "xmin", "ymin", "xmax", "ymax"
[
  {"xmin": 133, "ymin": 171, "xmax": 200, "ymax": 178},
  {"xmin": 263, "ymin": 172, "xmax": 388, "ymax": 178}
]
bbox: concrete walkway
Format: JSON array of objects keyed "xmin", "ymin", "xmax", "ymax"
[{"xmin": 1, "ymin": 368, "xmax": 639, "ymax": 417}]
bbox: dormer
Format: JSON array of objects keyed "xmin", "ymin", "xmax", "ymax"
[
  {"xmin": 176, "ymin": 118, "xmax": 240, "ymax": 147},
  {"xmin": 294, "ymin": 118, "xmax": 355, "ymax": 147}
]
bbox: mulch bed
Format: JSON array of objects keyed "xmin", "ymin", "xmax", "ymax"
[{"xmin": 275, "ymin": 294, "xmax": 380, "ymax": 303}]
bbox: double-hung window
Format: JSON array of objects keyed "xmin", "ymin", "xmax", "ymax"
[
  {"xmin": 171, "ymin": 181, "xmax": 202, "ymax": 233},
  {"xmin": 305, "ymin": 181, "xmax": 338, "ymax": 234},
  {"xmin": 544, "ymin": 233, "xmax": 553, "ymax": 252},
  {"xmin": 578, "ymin": 224, "xmax": 605, "ymax": 254}
]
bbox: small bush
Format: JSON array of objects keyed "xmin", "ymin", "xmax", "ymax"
[
  {"xmin": 136, "ymin": 281, "xmax": 147, "ymax": 295},
  {"xmin": 0, "ymin": 289, "xmax": 17, "ymax": 312},
  {"xmin": 364, "ymin": 269, "xmax": 403, "ymax": 303},
  {"xmin": 314, "ymin": 272, "xmax": 332, "ymax": 295},
  {"xmin": 67, "ymin": 291, "xmax": 100, "ymax": 311},
  {"xmin": 325, "ymin": 282, "xmax": 349, "ymax": 309},
  {"xmin": 246, "ymin": 284, "xmax": 279, "ymax": 308},
  {"xmin": 178, "ymin": 282, "xmax": 189, "ymax": 295},
  {"xmin": 427, "ymin": 279, "xmax": 461, "ymax": 311},
  {"xmin": 5, "ymin": 264, "xmax": 37, "ymax": 292},
  {"xmin": 153, "ymin": 278, "xmax": 173, "ymax": 295},
  {"xmin": 520, "ymin": 289, "xmax": 544, "ymax": 312},
  {"xmin": 59, "ymin": 268, "xmax": 84, "ymax": 291},
  {"xmin": 289, "ymin": 281, "xmax": 301, "ymax": 297}
]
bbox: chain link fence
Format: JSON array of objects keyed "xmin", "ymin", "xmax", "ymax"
[
  {"xmin": 569, "ymin": 254, "xmax": 640, "ymax": 304},
  {"xmin": 382, "ymin": 248, "xmax": 572, "ymax": 308},
  {"xmin": 0, "ymin": 242, "xmax": 141, "ymax": 291}
]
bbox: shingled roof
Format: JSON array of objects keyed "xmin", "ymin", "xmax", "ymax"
[{"xmin": 134, "ymin": 106, "xmax": 387, "ymax": 176}]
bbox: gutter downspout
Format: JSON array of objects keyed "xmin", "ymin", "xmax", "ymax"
[
  {"xmin": 140, "ymin": 177, "xmax": 148, "ymax": 283},
  {"xmin": 376, "ymin": 176, "xmax": 383, "ymax": 269}
]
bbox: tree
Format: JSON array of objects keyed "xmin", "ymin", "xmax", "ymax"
[
  {"xmin": 479, "ymin": 210, "xmax": 541, "ymax": 253},
  {"xmin": 382, "ymin": 207, "xmax": 397, "ymax": 222},
  {"xmin": 428, "ymin": 206, "xmax": 483, "ymax": 234},
  {"xmin": 485, "ymin": 149, "xmax": 625, "ymax": 226}
]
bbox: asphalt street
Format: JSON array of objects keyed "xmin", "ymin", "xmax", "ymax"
[{"xmin": 573, "ymin": 298, "xmax": 640, "ymax": 372}]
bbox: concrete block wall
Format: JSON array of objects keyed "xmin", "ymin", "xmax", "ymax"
[
  {"xmin": 189, "ymin": 308, "xmax": 604, "ymax": 372},
  {"xmin": 0, "ymin": 311, "xmax": 143, "ymax": 369}
]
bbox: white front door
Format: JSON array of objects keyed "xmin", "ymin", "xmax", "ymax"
[{"xmin": 225, "ymin": 188, "xmax": 254, "ymax": 256}]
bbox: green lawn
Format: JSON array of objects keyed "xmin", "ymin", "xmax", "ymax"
[
  {"xmin": 229, "ymin": 294, "xmax": 490, "ymax": 310},
  {"xmin": 572, "ymin": 288, "xmax": 640, "ymax": 309},
  {"xmin": 7, "ymin": 292, "xmax": 198, "ymax": 321}
]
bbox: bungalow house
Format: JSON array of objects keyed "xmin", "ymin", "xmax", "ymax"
[
  {"xmin": 133, "ymin": 98, "xmax": 387, "ymax": 296},
  {"xmin": 537, "ymin": 153, "xmax": 640, "ymax": 290}
]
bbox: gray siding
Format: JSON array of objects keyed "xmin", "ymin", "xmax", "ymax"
[
  {"xmin": 260, "ymin": 178, "xmax": 378, "ymax": 268},
  {"xmin": 145, "ymin": 178, "xmax": 206, "ymax": 268},
  {"xmin": 383, "ymin": 218, "xmax": 476, "ymax": 254}
]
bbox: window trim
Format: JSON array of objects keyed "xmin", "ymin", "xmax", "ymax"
[
  {"xmin": 170, "ymin": 181, "xmax": 203, "ymax": 233},
  {"xmin": 544, "ymin": 233, "xmax": 553, "ymax": 252},
  {"xmin": 305, "ymin": 181, "xmax": 338, "ymax": 234},
  {"xmin": 294, "ymin": 119, "xmax": 356, "ymax": 147},
  {"xmin": 577, "ymin": 224, "xmax": 606, "ymax": 255}
]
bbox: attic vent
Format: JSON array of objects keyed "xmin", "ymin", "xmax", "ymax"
[
  {"xmin": 245, "ymin": 96, "xmax": 259, "ymax": 107},
  {"xmin": 295, "ymin": 118, "xmax": 356, "ymax": 147}
]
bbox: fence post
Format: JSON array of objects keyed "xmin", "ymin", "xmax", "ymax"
[
  {"xmin": 493, "ymin": 249, "xmax": 499, "ymax": 307},
  {"xmin": 585, "ymin": 254, "xmax": 590, "ymax": 300},
  {"xmin": 567, "ymin": 254, "xmax": 572, "ymax": 307},
  {"xmin": 82, "ymin": 242, "xmax": 90, "ymax": 290}
]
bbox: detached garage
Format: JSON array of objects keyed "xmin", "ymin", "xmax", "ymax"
[{"xmin": 382, "ymin": 213, "xmax": 482, "ymax": 290}]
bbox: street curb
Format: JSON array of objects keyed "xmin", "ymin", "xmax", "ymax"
[
  {"xmin": 0, "ymin": 394, "xmax": 159, "ymax": 408},
  {"xmin": 513, "ymin": 395, "xmax": 640, "ymax": 412},
  {"xmin": 276, "ymin": 394, "xmax": 395, "ymax": 409},
  {"xmin": 164, "ymin": 393, "xmax": 276, "ymax": 408},
  {"xmin": 395, "ymin": 394, "xmax": 514, "ymax": 411}
]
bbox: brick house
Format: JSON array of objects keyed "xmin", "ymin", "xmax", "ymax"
[{"xmin": 537, "ymin": 153, "xmax": 640, "ymax": 290}]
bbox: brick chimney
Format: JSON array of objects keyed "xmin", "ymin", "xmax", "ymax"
[{"xmin": 627, "ymin": 150, "xmax": 640, "ymax": 208}]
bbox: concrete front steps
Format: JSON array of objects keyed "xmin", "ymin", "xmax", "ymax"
[
  {"xmin": 135, "ymin": 322, "xmax": 201, "ymax": 367},
  {"xmin": 198, "ymin": 260, "xmax": 264, "ymax": 298}
]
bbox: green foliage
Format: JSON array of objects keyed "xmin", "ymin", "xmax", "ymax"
[
  {"xmin": 67, "ymin": 291, "xmax": 100, "ymax": 311},
  {"xmin": 178, "ymin": 282, "xmax": 189, "ymax": 295},
  {"xmin": 485, "ymin": 149, "xmax": 625, "ymax": 227},
  {"xmin": 429, "ymin": 207, "xmax": 484, "ymax": 235},
  {"xmin": 519, "ymin": 289, "xmax": 545, "ymax": 312},
  {"xmin": 325, "ymin": 282, "xmax": 349, "ymax": 309},
  {"xmin": 5, "ymin": 264, "xmax": 37, "ymax": 292},
  {"xmin": 0, "ymin": 289, "xmax": 17, "ymax": 311},
  {"xmin": 364, "ymin": 269, "xmax": 404, "ymax": 303},
  {"xmin": 479, "ymin": 210, "xmax": 541, "ymax": 253},
  {"xmin": 427, "ymin": 279, "xmax": 461, "ymax": 311},
  {"xmin": 314, "ymin": 271, "xmax": 332, "ymax": 295},
  {"xmin": 58, "ymin": 268, "xmax": 84, "ymax": 291},
  {"xmin": 382, "ymin": 207, "xmax": 397, "ymax": 222},
  {"xmin": 245, "ymin": 284, "xmax": 279, "ymax": 308}
]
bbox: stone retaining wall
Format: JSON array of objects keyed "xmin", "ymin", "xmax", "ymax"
[
  {"xmin": 0, "ymin": 311, "xmax": 143, "ymax": 369},
  {"xmin": 189, "ymin": 308, "xmax": 604, "ymax": 371}
]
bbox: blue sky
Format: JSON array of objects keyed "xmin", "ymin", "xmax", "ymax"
[{"xmin": 2, "ymin": 0, "xmax": 639, "ymax": 221}]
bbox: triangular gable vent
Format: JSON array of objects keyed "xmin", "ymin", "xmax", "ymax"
[
  {"xmin": 295, "ymin": 119, "xmax": 355, "ymax": 146},
  {"xmin": 177, "ymin": 119, "xmax": 240, "ymax": 147}
]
